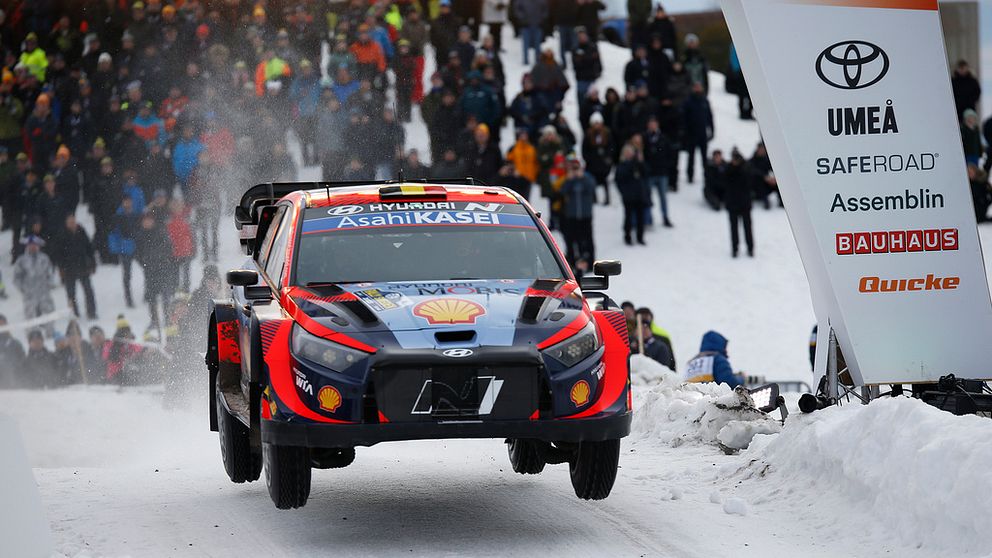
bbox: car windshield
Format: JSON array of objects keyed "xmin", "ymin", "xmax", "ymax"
[{"xmin": 294, "ymin": 204, "xmax": 566, "ymax": 284}]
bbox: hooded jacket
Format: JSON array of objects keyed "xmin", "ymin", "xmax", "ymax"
[{"xmin": 685, "ymin": 330, "xmax": 743, "ymax": 388}]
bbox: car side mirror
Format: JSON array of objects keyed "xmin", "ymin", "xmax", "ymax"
[
  {"xmin": 227, "ymin": 269, "xmax": 259, "ymax": 287},
  {"xmin": 593, "ymin": 260, "xmax": 621, "ymax": 277},
  {"xmin": 579, "ymin": 260, "xmax": 622, "ymax": 291}
]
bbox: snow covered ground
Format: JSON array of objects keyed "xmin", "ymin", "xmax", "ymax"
[{"xmin": 1, "ymin": 27, "xmax": 992, "ymax": 558}]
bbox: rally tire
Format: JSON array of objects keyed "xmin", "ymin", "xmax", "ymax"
[
  {"xmin": 569, "ymin": 438, "xmax": 621, "ymax": 500},
  {"xmin": 263, "ymin": 442, "xmax": 312, "ymax": 509},
  {"xmin": 507, "ymin": 439, "xmax": 546, "ymax": 474},
  {"xmin": 216, "ymin": 389, "xmax": 262, "ymax": 483}
]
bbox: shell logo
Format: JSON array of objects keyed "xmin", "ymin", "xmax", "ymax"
[
  {"xmin": 570, "ymin": 380, "xmax": 591, "ymax": 407},
  {"xmin": 412, "ymin": 298, "xmax": 486, "ymax": 325},
  {"xmin": 318, "ymin": 386, "xmax": 342, "ymax": 413}
]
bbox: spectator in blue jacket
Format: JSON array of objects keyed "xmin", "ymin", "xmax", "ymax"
[
  {"xmin": 108, "ymin": 196, "xmax": 140, "ymax": 308},
  {"xmin": 460, "ymin": 71, "xmax": 501, "ymax": 133},
  {"xmin": 171, "ymin": 123, "xmax": 204, "ymax": 196},
  {"xmin": 685, "ymin": 330, "xmax": 745, "ymax": 388},
  {"xmin": 560, "ymin": 155, "xmax": 597, "ymax": 266},
  {"xmin": 288, "ymin": 59, "xmax": 321, "ymax": 165}
]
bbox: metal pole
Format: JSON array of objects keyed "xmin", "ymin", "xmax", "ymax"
[{"xmin": 827, "ymin": 327, "xmax": 839, "ymax": 401}]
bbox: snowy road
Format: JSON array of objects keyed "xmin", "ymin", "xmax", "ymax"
[
  {"xmin": 0, "ymin": 390, "xmax": 787, "ymax": 557},
  {"xmin": 10, "ymin": 384, "xmax": 972, "ymax": 558}
]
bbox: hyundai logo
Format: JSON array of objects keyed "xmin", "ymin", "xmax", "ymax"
[
  {"xmin": 441, "ymin": 348, "xmax": 474, "ymax": 358},
  {"xmin": 815, "ymin": 40, "xmax": 889, "ymax": 90},
  {"xmin": 327, "ymin": 205, "xmax": 364, "ymax": 216}
]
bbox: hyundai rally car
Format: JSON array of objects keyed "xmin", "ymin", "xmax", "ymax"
[{"xmin": 207, "ymin": 180, "xmax": 631, "ymax": 509}]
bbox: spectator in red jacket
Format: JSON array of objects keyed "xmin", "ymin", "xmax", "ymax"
[{"xmin": 166, "ymin": 198, "xmax": 196, "ymax": 293}]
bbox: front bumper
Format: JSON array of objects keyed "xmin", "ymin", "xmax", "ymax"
[{"xmin": 261, "ymin": 410, "xmax": 631, "ymax": 448}]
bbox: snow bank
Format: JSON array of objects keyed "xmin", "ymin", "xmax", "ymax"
[
  {"xmin": 740, "ymin": 397, "xmax": 992, "ymax": 557},
  {"xmin": 0, "ymin": 414, "xmax": 53, "ymax": 558},
  {"xmin": 630, "ymin": 355, "xmax": 781, "ymax": 451}
]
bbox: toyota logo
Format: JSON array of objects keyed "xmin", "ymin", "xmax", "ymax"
[
  {"xmin": 442, "ymin": 348, "xmax": 474, "ymax": 358},
  {"xmin": 327, "ymin": 205, "xmax": 364, "ymax": 216},
  {"xmin": 815, "ymin": 40, "xmax": 889, "ymax": 90}
]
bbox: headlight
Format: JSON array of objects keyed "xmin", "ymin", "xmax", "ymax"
[
  {"xmin": 543, "ymin": 320, "xmax": 600, "ymax": 367},
  {"xmin": 291, "ymin": 324, "xmax": 368, "ymax": 372}
]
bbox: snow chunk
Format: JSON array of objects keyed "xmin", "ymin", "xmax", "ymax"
[
  {"xmin": 722, "ymin": 497, "xmax": 750, "ymax": 517},
  {"xmin": 630, "ymin": 355, "xmax": 781, "ymax": 451},
  {"xmin": 740, "ymin": 397, "xmax": 992, "ymax": 556}
]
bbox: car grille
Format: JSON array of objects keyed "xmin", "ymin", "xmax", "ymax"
[{"xmin": 371, "ymin": 366, "xmax": 541, "ymax": 422}]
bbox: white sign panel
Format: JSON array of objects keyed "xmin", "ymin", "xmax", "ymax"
[{"xmin": 721, "ymin": 0, "xmax": 992, "ymax": 384}]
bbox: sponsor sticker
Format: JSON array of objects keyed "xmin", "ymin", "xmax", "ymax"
[
  {"xmin": 858, "ymin": 274, "xmax": 960, "ymax": 293},
  {"xmin": 355, "ymin": 288, "xmax": 410, "ymax": 311},
  {"xmin": 294, "ymin": 368, "xmax": 313, "ymax": 396},
  {"xmin": 836, "ymin": 229, "xmax": 958, "ymax": 255},
  {"xmin": 570, "ymin": 380, "xmax": 591, "ymax": 407},
  {"xmin": 317, "ymin": 386, "xmax": 343, "ymax": 413},
  {"xmin": 413, "ymin": 298, "xmax": 486, "ymax": 325}
]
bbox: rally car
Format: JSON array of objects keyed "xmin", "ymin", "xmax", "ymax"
[{"xmin": 206, "ymin": 180, "xmax": 631, "ymax": 509}]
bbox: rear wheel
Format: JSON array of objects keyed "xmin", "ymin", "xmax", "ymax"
[
  {"xmin": 263, "ymin": 442, "xmax": 312, "ymax": 509},
  {"xmin": 507, "ymin": 439, "xmax": 546, "ymax": 474},
  {"xmin": 216, "ymin": 388, "xmax": 262, "ymax": 483},
  {"xmin": 569, "ymin": 438, "xmax": 621, "ymax": 500}
]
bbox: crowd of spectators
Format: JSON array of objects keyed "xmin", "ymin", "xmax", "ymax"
[{"xmin": 0, "ymin": 0, "xmax": 924, "ymax": 389}]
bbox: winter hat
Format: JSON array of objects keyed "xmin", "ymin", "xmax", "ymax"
[
  {"xmin": 162, "ymin": 5, "xmax": 175, "ymax": 16},
  {"xmin": 98, "ymin": 52, "xmax": 112, "ymax": 64},
  {"xmin": 94, "ymin": 137, "xmax": 106, "ymax": 148},
  {"xmin": 100, "ymin": 156, "xmax": 113, "ymax": 165},
  {"xmin": 1, "ymin": 69, "xmax": 13, "ymax": 84},
  {"xmin": 15, "ymin": 152, "xmax": 27, "ymax": 161},
  {"xmin": 35, "ymin": 93, "xmax": 50, "ymax": 106},
  {"xmin": 299, "ymin": 58, "xmax": 312, "ymax": 68},
  {"xmin": 43, "ymin": 173, "xmax": 55, "ymax": 183},
  {"xmin": 25, "ymin": 32, "xmax": 38, "ymax": 42},
  {"xmin": 56, "ymin": 145, "xmax": 71, "ymax": 158},
  {"xmin": 684, "ymin": 33, "xmax": 700, "ymax": 47},
  {"xmin": 21, "ymin": 235, "xmax": 45, "ymax": 247},
  {"xmin": 540, "ymin": 124, "xmax": 557, "ymax": 136},
  {"xmin": 590, "ymin": 112, "xmax": 604, "ymax": 125},
  {"xmin": 196, "ymin": 24, "xmax": 210, "ymax": 40},
  {"xmin": 132, "ymin": 1, "xmax": 145, "ymax": 9}
]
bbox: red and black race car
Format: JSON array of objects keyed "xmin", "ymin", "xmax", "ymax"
[{"xmin": 207, "ymin": 180, "xmax": 631, "ymax": 509}]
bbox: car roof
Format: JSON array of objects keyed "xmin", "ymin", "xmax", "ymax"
[{"xmin": 302, "ymin": 183, "xmax": 522, "ymax": 209}]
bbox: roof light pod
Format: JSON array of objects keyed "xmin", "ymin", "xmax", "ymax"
[{"xmin": 378, "ymin": 185, "xmax": 448, "ymax": 200}]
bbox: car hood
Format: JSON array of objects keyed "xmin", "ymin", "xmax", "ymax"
[{"xmin": 286, "ymin": 279, "xmax": 586, "ymax": 348}]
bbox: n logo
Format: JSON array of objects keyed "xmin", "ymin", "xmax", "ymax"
[{"xmin": 411, "ymin": 376, "xmax": 504, "ymax": 416}]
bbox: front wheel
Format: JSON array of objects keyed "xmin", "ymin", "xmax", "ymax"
[
  {"xmin": 263, "ymin": 442, "xmax": 312, "ymax": 509},
  {"xmin": 569, "ymin": 438, "xmax": 621, "ymax": 500},
  {"xmin": 216, "ymin": 388, "xmax": 262, "ymax": 483}
]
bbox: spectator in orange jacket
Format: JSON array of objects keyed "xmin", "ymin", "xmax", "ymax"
[
  {"xmin": 351, "ymin": 25, "xmax": 387, "ymax": 81},
  {"xmin": 506, "ymin": 129, "xmax": 539, "ymax": 183}
]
